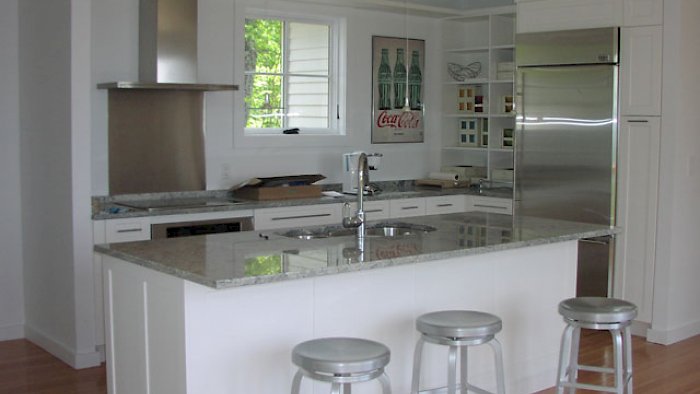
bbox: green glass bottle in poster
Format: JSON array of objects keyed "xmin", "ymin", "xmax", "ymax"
[
  {"xmin": 393, "ymin": 48, "xmax": 407, "ymax": 109},
  {"xmin": 377, "ymin": 48, "xmax": 392, "ymax": 110},
  {"xmin": 408, "ymin": 50, "xmax": 422, "ymax": 110}
]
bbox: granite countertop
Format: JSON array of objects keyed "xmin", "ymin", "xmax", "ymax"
[
  {"xmin": 92, "ymin": 181, "xmax": 513, "ymax": 220},
  {"xmin": 94, "ymin": 212, "xmax": 615, "ymax": 289}
]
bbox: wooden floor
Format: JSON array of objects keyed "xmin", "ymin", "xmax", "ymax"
[{"xmin": 2, "ymin": 331, "xmax": 700, "ymax": 393}]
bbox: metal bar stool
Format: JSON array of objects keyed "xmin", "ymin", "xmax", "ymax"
[
  {"xmin": 291, "ymin": 337, "xmax": 392, "ymax": 394},
  {"xmin": 556, "ymin": 297, "xmax": 637, "ymax": 394},
  {"xmin": 411, "ymin": 310, "xmax": 505, "ymax": 394}
]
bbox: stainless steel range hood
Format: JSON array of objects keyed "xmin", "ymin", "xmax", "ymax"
[
  {"xmin": 98, "ymin": 0, "xmax": 237, "ymax": 91},
  {"xmin": 102, "ymin": 0, "xmax": 236, "ymax": 195}
]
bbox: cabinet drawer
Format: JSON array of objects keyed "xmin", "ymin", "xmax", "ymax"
[
  {"xmin": 469, "ymin": 197, "xmax": 513, "ymax": 214},
  {"xmin": 389, "ymin": 198, "xmax": 427, "ymax": 218},
  {"xmin": 254, "ymin": 204, "xmax": 341, "ymax": 230},
  {"xmin": 346, "ymin": 200, "xmax": 390, "ymax": 221},
  {"xmin": 426, "ymin": 195, "xmax": 465, "ymax": 215},
  {"xmin": 104, "ymin": 218, "xmax": 151, "ymax": 243}
]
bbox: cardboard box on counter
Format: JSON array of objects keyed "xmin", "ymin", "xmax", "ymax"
[{"xmin": 232, "ymin": 184, "xmax": 322, "ymax": 201}]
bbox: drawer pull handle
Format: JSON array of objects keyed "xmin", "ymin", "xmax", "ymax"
[
  {"xmin": 401, "ymin": 206, "xmax": 420, "ymax": 210},
  {"xmin": 627, "ymin": 119, "xmax": 649, "ymax": 123},
  {"xmin": 436, "ymin": 203, "xmax": 453, "ymax": 207},
  {"xmin": 116, "ymin": 228, "xmax": 143, "ymax": 233},
  {"xmin": 366, "ymin": 209, "xmax": 383, "ymax": 213},
  {"xmin": 474, "ymin": 204, "xmax": 508, "ymax": 210},
  {"xmin": 271, "ymin": 213, "xmax": 331, "ymax": 221}
]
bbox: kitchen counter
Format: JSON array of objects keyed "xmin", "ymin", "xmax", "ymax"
[
  {"xmin": 91, "ymin": 180, "xmax": 513, "ymax": 220},
  {"xmin": 98, "ymin": 211, "xmax": 606, "ymax": 394},
  {"xmin": 94, "ymin": 212, "xmax": 613, "ymax": 289}
]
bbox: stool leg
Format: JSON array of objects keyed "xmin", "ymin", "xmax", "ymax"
[
  {"xmin": 377, "ymin": 371, "xmax": 392, "ymax": 394},
  {"xmin": 624, "ymin": 326, "xmax": 634, "ymax": 394},
  {"xmin": 556, "ymin": 324, "xmax": 575, "ymax": 394},
  {"xmin": 612, "ymin": 329, "xmax": 624, "ymax": 394},
  {"xmin": 460, "ymin": 345, "xmax": 468, "ymax": 393},
  {"xmin": 342, "ymin": 382, "xmax": 352, "ymax": 394},
  {"xmin": 488, "ymin": 338, "xmax": 506, "ymax": 394},
  {"xmin": 411, "ymin": 337, "xmax": 425, "ymax": 394},
  {"xmin": 291, "ymin": 370, "xmax": 303, "ymax": 394},
  {"xmin": 568, "ymin": 326, "xmax": 581, "ymax": 390},
  {"xmin": 330, "ymin": 382, "xmax": 342, "ymax": 394},
  {"xmin": 448, "ymin": 345, "xmax": 458, "ymax": 394}
]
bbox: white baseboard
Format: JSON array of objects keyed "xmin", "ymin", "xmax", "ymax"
[
  {"xmin": 25, "ymin": 325, "xmax": 101, "ymax": 369},
  {"xmin": 647, "ymin": 319, "xmax": 700, "ymax": 345},
  {"xmin": 0, "ymin": 323, "xmax": 25, "ymax": 341},
  {"xmin": 630, "ymin": 320, "xmax": 650, "ymax": 338}
]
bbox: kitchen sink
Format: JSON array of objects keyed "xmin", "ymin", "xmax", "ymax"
[{"xmin": 276, "ymin": 222, "xmax": 436, "ymax": 240}]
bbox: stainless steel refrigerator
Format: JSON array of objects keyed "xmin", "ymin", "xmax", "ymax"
[{"xmin": 514, "ymin": 28, "xmax": 619, "ymax": 297}]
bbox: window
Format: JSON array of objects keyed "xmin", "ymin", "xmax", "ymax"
[{"xmin": 244, "ymin": 13, "xmax": 343, "ymax": 135}]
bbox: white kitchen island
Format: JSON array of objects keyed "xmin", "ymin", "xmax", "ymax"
[{"xmin": 96, "ymin": 212, "xmax": 615, "ymax": 394}]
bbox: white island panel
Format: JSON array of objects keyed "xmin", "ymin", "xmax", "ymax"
[{"xmin": 103, "ymin": 240, "xmax": 577, "ymax": 394}]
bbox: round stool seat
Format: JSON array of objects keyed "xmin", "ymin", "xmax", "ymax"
[
  {"xmin": 416, "ymin": 310, "xmax": 502, "ymax": 339},
  {"xmin": 292, "ymin": 337, "xmax": 390, "ymax": 375},
  {"xmin": 559, "ymin": 297, "xmax": 638, "ymax": 323}
]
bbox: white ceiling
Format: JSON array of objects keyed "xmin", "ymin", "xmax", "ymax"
[{"xmin": 405, "ymin": 0, "xmax": 514, "ymax": 11}]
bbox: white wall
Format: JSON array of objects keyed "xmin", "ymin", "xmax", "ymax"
[
  {"xmin": 0, "ymin": 0, "xmax": 25, "ymax": 342},
  {"xmin": 18, "ymin": 0, "xmax": 99, "ymax": 368},
  {"xmin": 649, "ymin": 0, "xmax": 700, "ymax": 345},
  {"xmin": 90, "ymin": 0, "xmax": 443, "ymax": 195}
]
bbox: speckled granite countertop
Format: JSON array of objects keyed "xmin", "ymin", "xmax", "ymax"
[
  {"xmin": 94, "ymin": 212, "xmax": 615, "ymax": 289},
  {"xmin": 92, "ymin": 181, "xmax": 513, "ymax": 220}
]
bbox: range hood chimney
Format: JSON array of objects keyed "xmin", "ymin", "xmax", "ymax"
[{"xmin": 98, "ymin": 0, "xmax": 237, "ymax": 91}]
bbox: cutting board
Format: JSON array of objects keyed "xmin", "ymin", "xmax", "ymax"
[{"xmin": 415, "ymin": 179, "xmax": 470, "ymax": 188}]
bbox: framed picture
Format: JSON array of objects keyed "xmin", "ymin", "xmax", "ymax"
[{"xmin": 371, "ymin": 36, "xmax": 425, "ymax": 144}]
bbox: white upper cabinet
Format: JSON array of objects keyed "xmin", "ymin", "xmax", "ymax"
[
  {"xmin": 623, "ymin": 0, "xmax": 663, "ymax": 26},
  {"xmin": 619, "ymin": 26, "xmax": 663, "ymax": 116},
  {"xmin": 516, "ymin": 0, "xmax": 623, "ymax": 33}
]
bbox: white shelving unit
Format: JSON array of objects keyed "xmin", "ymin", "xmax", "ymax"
[{"xmin": 440, "ymin": 9, "xmax": 516, "ymax": 183}]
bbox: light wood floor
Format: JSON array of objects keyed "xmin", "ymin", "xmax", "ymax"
[{"xmin": 2, "ymin": 331, "xmax": 700, "ymax": 393}]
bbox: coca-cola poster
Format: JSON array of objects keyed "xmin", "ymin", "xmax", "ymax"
[{"xmin": 371, "ymin": 36, "xmax": 425, "ymax": 143}]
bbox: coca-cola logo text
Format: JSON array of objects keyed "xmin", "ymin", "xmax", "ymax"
[{"xmin": 375, "ymin": 110, "xmax": 421, "ymax": 129}]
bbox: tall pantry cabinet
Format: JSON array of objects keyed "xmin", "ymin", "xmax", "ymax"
[{"xmin": 615, "ymin": 0, "xmax": 664, "ymax": 327}]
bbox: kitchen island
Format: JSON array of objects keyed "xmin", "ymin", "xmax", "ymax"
[{"xmin": 95, "ymin": 212, "xmax": 615, "ymax": 394}]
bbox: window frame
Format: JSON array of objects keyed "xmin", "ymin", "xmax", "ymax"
[{"xmin": 235, "ymin": 8, "xmax": 347, "ymax": 147}]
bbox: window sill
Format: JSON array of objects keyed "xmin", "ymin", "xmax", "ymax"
[{"xmin": 233, "ymin": 131, "xmax": 349, "ymax": 148}]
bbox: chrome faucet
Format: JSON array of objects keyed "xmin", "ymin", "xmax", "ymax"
[{"xmin": 342, "ymin": 152, "xmax": 368, "ymax": 238}]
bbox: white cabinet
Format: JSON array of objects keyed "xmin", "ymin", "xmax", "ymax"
[
  {"xmin": 467, "ymin": 196, "xmax": 513, "ymax": 214},
  {"xmin": 624, "ymin": 0, "xmax": 663, "ymax": 26},
  {"xmin": 441, "ymin": 10, "xmax": 516, "ymax": 183},
  {"xmin": 516, "ymin": 0, "xmax": 623, "ymax": 33},
  {"xmin": 614, "ymin": 116, "xmax": 660, "ymax": 323},
  {"xmin": 620, "ymin": 26, "xmax": 663, "ymax": 116},
  {"xmin": 425, "ymin": 195, "xmax": 466, "ymax": 215},
  {"xmin": 389, "ymin": 198, "xmax": 427, "ymax": 218},
  {"xmin": 254, "ymin": 204, "xmax": 342, "ymax": 230}
]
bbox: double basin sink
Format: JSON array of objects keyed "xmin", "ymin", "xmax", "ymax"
[{"xmin": 277, "ymin": 222, "xmax": 437, "ymax": 240}]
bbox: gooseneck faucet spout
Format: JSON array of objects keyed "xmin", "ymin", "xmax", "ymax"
[{"xmin": 342, "ymin": 152, "xmax": 368, "ymax": 238}]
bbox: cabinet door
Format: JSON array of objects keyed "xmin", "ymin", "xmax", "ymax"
[
  {"xmin": 615, "ymin": 116, "xmax": 660, "ymax": 323},
  {"xmin": 425, "ymin": 195, "xmax": 466, "ymax": 215},
  {"xmin": 620, "ymin": 26, "xmax": 663, "ymax": 116},
  {"xmin": 517, "ymin": 0, "xmax": 623, "ymax": 33},
  {"xmin": 389, "ymin": 198, "xmax": 427, "ymax": 218},
  {"xmin": 623, "ymin": 0, "xmax": 663, "ymax": 26},
  {"xmin": 254, "ymin": 204, "xmax": 341, "ymax": 230}
]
